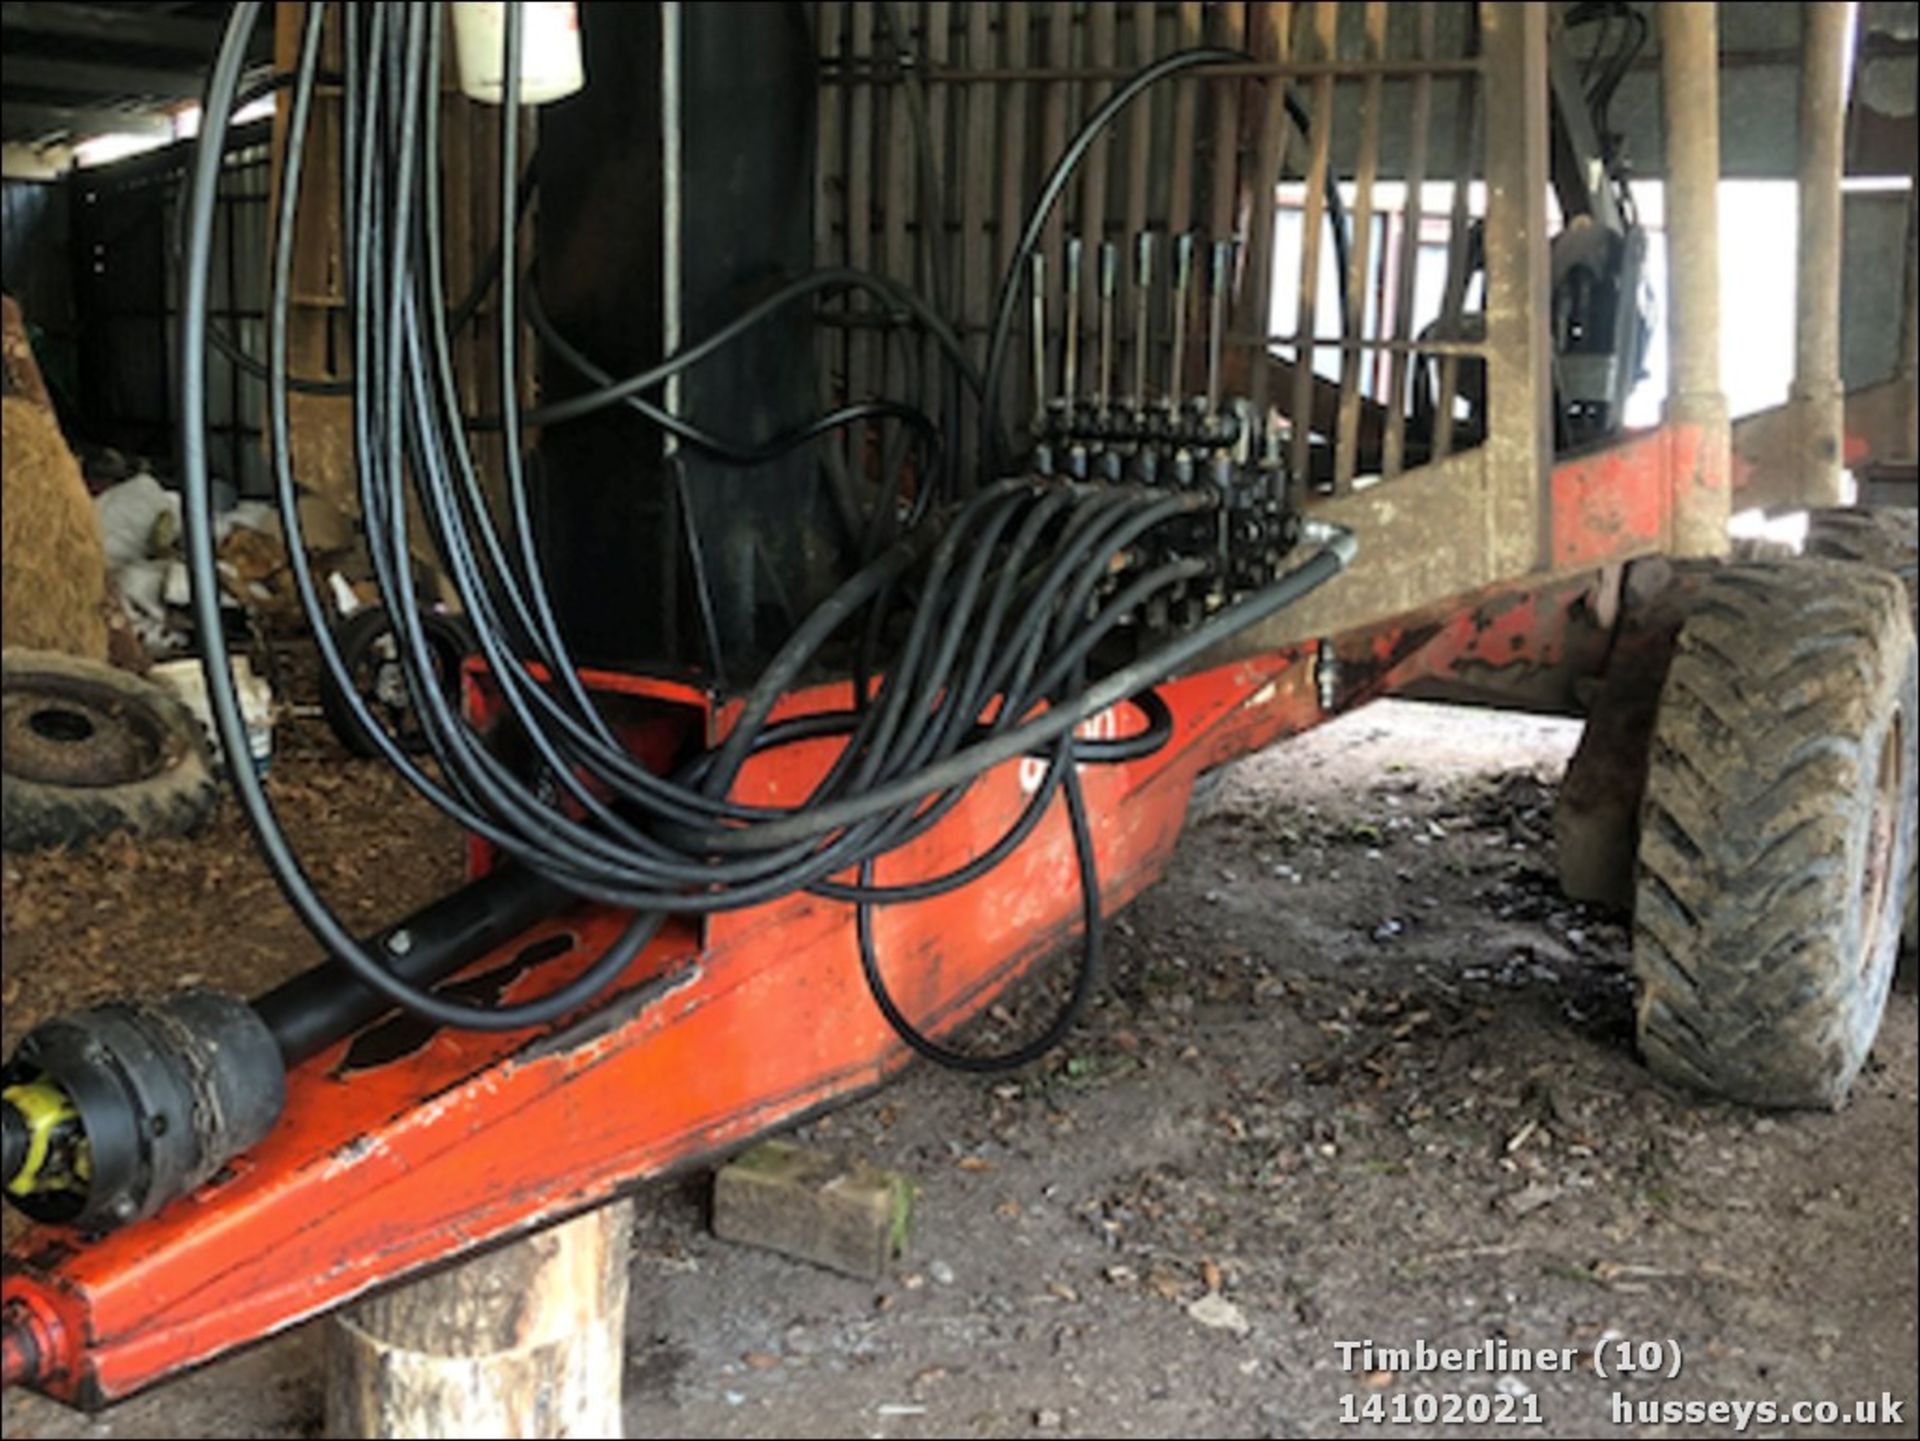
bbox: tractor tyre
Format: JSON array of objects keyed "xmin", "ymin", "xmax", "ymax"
[
  {"xmin": 2, "ymin": 649, "xmax": 217, "ymax": 852},
  {"xmin": 1803, "ymin": 506, "xmax": 1918, "ymax": 955},
  {"xmin": 318, "ymin": 606, "xmax": 472, "ymax": 760},
  {"xmin": 1633, "ymin": 560, "xmax": 1917, "ymax": 1109}
]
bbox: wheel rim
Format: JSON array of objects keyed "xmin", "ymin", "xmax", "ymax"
[
  {"xmin": 348, "ymin": 623, "xmax": 457, "ymax": 748},
  {"xmin": 1858, "ymin": 711, "xmax": 1904, "ymax": 973}
]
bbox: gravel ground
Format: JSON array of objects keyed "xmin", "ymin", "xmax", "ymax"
[{"xmin": 3, "ymin": 699, "xmax": 1915, "ymax": 1440}]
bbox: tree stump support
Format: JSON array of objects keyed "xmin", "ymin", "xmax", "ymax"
[{"xmin": 325, "ymin": 1198, "xmax": 634, "ymax": 1439}]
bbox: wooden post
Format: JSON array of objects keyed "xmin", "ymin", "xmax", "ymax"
[
  {"xmin": 1479, "ymin": 0, "xmax": 1553, "ymax": 577},
  {"xmin": 326, "ymin": 1198, "xmax": 634, "ymax": 1440}
]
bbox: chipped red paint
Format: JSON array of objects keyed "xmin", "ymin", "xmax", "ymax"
[
  {"xmin": 1548, "ymin": 427, "xmax": 1675, "ymax": 571},
  {"xmin": 4, "ymin": 423, "xmax": 1703, "ymax": 1407}
]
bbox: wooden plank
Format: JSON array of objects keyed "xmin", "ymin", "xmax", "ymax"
[
  {"xmin": 816, "ymin": 1, "xmax": 843, "ymax": 276},
  {"xmin": 1124, "ymin": 2, "xmax": 1156, "ymax": 248},
  {"xmin": 923, "ymin": 3, "xmax": 953, "ymax": 431},
  {"xmin": 1081, "ymin": 0, "xmax": 1118, "ymax": 402},
  {"xmin": 1333, "ymin": 1, "xmax": 1387, "ymax": 492},
  {"xmin": 1380, "ymin": 2, "xmax": 1435, "ymax": 481},
  {"xmin": 1124, "ymin": 1, "xmax": 1157, "ymax": 402},
  {"xmin": 1040, "ymin": 1, "xmax": 1074, "ymax": 400},
  {"xmin": 1243, "ymin": 2, "xmax": 1294, "ymax": 421},
  {"xmin": 847, "ymin": 2, "xmax": 875, "ymax": 423},
  {"xmin": 274, "ymin": 3, "xmax": 356, "ymax": 553},
  {"xmin": 883, "ymin": 8, "xmax": 914, "ymax": 291},
  {"xmin": 1478, "ymin": 0, "xmax": 1551, "ymax": 576},
  {"xmin": 1166, "ymin": 2, "xmax": 1203, "ymax": 398},
  {"xmin": 962, "ymin": 3, "xmax": 996, "ymax": 382},
  {"xmin": 1167, "ymin": 0, "xmax": 1203, "ymax": 238},
  {"xmin": 998, "ymin": 3, "xmax": 1033, "ymax": 422},
  {"xmin": 1288, "ymin": 1, "xmax": 1337, "ymax": 484},
  {"xmin": 1206, "ymin": 3, "xmax": 1245, "ymax": 245},
  {"xmin": 960, "ymin": 5, "xmax": 1006, "ymax": 475},
  {"xmin": 1432, "ymin": 51, "xmax": 1479, "ymax": 462},
  {"xmin": 997, "ymin": 2, "xmax": 1033, "ymax": 272},
  {"xmin": 816, "ymin": 1, "xmax": 845, "ymax": 460}
]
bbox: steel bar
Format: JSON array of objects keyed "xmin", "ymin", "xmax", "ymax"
[
  {"xmin": 1432, "ymin": 57, "xmax": 1479, "ymax": 462},
  {"xmin": 1167, "ymin": 2, "xmax": 1204, "ymax": 241},
  {"xmin": 852, "ymin": 57, "xmax": 1487, "ymax": 83},
  {"xmin": 1098, "ymin": 238, "xmax": 1118, "ymax": 408},
  {"xmin": 1132, "ymin": 231, "xmax": 1154, "ymax": 401},
  {"xmin": 999, "ymin": 3, "xmax": 1033, "ymax": 415},
  {"xmin": 1244, "ymin": 1, "xmax": 1296, "ymax": 424},
  {"xmin": 1080, "ymin": 2, "xmax": 1119, "ymax": 396},
  {"xmin": 1289, "ymin": 1, "xmax": 1338, "ymax": 483},
  {"xmin": 1334, "ymin": 2, "xmax": 1388, "ymax": 493},
  {"xmin": 1207, "ymin": 236, "xmax": 1231, "ymax": 408},
  {"xmin": 1125, "ymin": 2, "xmax": 1158, "ymax": 399},
  {"xmin": 1380, "ymin": 3, "xmax": 1435, "ymax": 482},
  {"xmin": 962, "ymin": 4, "xmax": 996, "ymax": 389},
  {"xmin": 923, "ymin": 2, "xmax": 954, "ymax": 449},
  {"xmin": 1791, "ymin": 0, "xmax": 1853, "ymax": 508},
  {"xmin": 1029, "ymin": 250, "xmax": 1048, "ymax": 424},
  {"xmin": 1064, "ymin": 234, "xmax": 1083, "ymax": 401},
  {"xmin": 1039, "ymin": 0, "xmax": 1073, "ymax": 315},
  {"xmin": 1239, "ymin": 333, "xmax": 1489, "ymax": 356},
  {"xmin": 1207, "ymin": 3, "xmax": 1246, "ymax": 246},
  {"xmin": 1169, "ymin": 230, "xmax": 1195, "ymax": 407},
  {"xmin": 998, "ymin": 3, "xmax": 1033, "ymax": 271}
]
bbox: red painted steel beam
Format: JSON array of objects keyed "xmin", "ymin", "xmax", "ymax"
[{"xmin": 2, "ymin": 430, "xmax": 1680, "ymax": 1407}]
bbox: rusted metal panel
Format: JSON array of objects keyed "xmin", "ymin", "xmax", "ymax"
[
  {"xmin": 1237, "ymin": 414, "xmax": 1680, "ymax": 654},
  {"xmin": 1548, "ymin": 427, "xmax": 1673, "ymax": 571},
  {"xmin": 4, "ymin": 542, "xmax": 1665, "ymax": 1405}
]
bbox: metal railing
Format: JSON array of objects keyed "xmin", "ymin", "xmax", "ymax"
[{"xmin": 812, "ymin": 1, "xmax": 1520, "ymax": 500}]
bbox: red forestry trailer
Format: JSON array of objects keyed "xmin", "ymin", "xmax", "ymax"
[{"xmin": 2, "ymin": 0, "xmax": 1914, "ymax": 1410}]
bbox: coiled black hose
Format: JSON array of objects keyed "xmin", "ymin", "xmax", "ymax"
[{"xmin": 181, "ymin": 2, "xmax": 1354, "ymax": 1066}]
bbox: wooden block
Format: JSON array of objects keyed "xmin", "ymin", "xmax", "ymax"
[{"xmin": 711, "ymin": 1140, "xmax": 914, "ymax": 1281}]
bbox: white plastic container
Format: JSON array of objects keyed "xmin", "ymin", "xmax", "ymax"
[
  {"xmin": 451, "ymin": 2, "xmax": 585, "ymax": 105},
  {"xmin": 152, "ymin": 657, "xmax": 275, "ymax": 777}
]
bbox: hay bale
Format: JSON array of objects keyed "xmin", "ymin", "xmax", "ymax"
[
  {"xmin": 2, "ymin": 294, "xmax": 53, "ymax": 410},
  {"xmin": 2, "ymin": 395, "xmax": 110, "ymax": 660}
]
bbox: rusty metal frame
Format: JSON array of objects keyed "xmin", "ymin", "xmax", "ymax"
[
  {"xmin": 3, "ymin": 524, "xmax": 1651, "ymax": 1407},
  {"xmin": 3, "ymin": 2, "xmax": 1741, "ymax": 1409}
]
